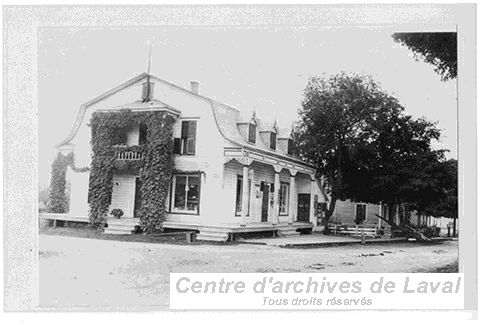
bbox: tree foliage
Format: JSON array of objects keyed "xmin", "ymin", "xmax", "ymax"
[
  {"xmin": 48, "ymin": 152, "xmax": 71, "ymax": 213},
  {"xmin": 295, "ymin": 72, "xmax": 447, "ymax": 232},
  {"xmin": 48, "ymin": 152, "xmax": 88, "ymax": 213},
  {"xmin": 424, "ymin": 159, "xmax": 458, "ymax": 219},
  {"xmin": 392, "ymin": 32, "xmax": 457, "ymax": 81}
]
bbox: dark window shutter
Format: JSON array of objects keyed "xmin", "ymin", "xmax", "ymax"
[{"xmin": 173, "ymin": 138, "xmax": 181, "ymax": 154}]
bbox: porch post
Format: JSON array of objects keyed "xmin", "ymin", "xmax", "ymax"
[
  {"xmin": 241, "ymin": 164, "xmax": 249, "ymax": 227},
  {"xmin": 309, "ymin": 176, "xmax": 316, "ymax": 226},
  {"xmin": 249, "ymin": 169, "xmax": 255, "ymax": 221},
  {"xmin": 288, "ymin": 170, "xmax": 297, "ymax": 225},
  {"xmin": 273, "ymin": 169, "xmax": 280, "ymax": 225}
]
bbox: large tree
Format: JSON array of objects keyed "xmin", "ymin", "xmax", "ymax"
[
  {"xmin": 392, "ymin": 32, "xmax": 457, "ymax": 81},
  {"xmin": 296, "ymin": 72, "xmax": 445, "ymax": 233},
  {"xmin": 424, "ymin": 159, "xmax": 458, "ymax": 235}
]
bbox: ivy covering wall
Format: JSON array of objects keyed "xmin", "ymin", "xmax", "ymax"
[
  {"xmin": 139, "ymin": 114, "xmax": 175, "ymax": 232},
  {"xmin": 48, "ymin": 152, "xmax": 89, "ymax": 213},
  {"xmin": 88, "ymin": 109, "xmax": 176, "ymax": 232}
]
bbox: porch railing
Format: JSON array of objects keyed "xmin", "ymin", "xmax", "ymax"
[
  {"xmin": 113, "ymin": 145, "xmax": 143, "ymax": 160},
  {"xmin": 115, "ymin": 150, "xmax": 143, "ymax": 160}
]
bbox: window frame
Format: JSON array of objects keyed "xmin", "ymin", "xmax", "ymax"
[
  {"xmin": 180, "ymin": 120, "xmax": 197, "ymax": 156},
  {"xmin": 235, "ymin": 175, "xmax": 251, "ymax": 217},
  {"xmin": 169, "ymin": 174, "xmax": 201, "ymax": 215},
  {"xmin": 279, "ymin": 182, "xmax": 290, "ymax": 216}
]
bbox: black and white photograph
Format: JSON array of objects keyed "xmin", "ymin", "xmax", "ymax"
[{"xmin": 2, "ymin": 3, "xmax": 477, "ymax": 321}]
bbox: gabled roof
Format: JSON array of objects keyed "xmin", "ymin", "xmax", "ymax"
[
  {"xmin": 108, "ymin": 99, "xmax": 180, "ymax": 114},
  {"xmin": 57, "ymin": 72, "xmax": 149, "ymax": 147},
  {"xmin": 57, "ymin": 72, "xmax": 315, "ymax": 169}
]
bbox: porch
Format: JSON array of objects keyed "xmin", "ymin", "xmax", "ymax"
[{"xmin": 162, "ymin": 220, "xmax": 314, "ymax": 242}]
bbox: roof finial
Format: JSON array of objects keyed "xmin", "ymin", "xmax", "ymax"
[{"xmin": 146, "ymin": 41, "xmax": 152, "ymax": 74}]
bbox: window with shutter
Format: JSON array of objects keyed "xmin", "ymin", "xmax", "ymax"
[
  {"xmin": 181, "ymin": 120, "xmax": 197, "ymax": 155},
  {"xmin": 248, "ymin": 124, "xmax": 256, "ymax": 143},
  {"xmin": 270, "ymin": 132, "xmax": 276, "ymax": 150},
  {"xmin": 287, "ymin": 138, "xmax": 294, "ymax": 155}
]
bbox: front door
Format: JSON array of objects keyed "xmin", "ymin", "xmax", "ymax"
[
  {"xmin": 297, "ymin": 194, "xmax": 311, "ymax": 222},
  {"xmin": 133, "ymin": 177, "xmax": 142, "ymax": 218},
  {"xmin": 261, "ymin": 183, "xmax": 269, "ymax": 222}
]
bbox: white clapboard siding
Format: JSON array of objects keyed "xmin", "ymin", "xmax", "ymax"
[{"xmin": 110, "ymin": 175, "xmax": 137, "ymax": 218}]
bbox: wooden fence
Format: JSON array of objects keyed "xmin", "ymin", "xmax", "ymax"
[{"xmin": 327, "ymin": 223, "xmax": 381, "ymax": 238}]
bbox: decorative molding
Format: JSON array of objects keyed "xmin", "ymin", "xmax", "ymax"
[{"xmin": 273, "ymin": 165, "xmax": 283, "ymax": 173}]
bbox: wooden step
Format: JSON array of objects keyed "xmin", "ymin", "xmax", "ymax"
[
  {"xmin": 106, "ymin": 224, "xmax": 138, "ymax": 231},
  {"xmin": 107, "ymin": 218, "xmax": 140, "ymax": 226},
  {"xmin": 277, "ymin": 228, "xmax": 300, "ymax": 237},
  {"xmin": 104, "ymin": 218, "xmax": 139, "ymax": 235},
  {"xmin": 196, "ymin": 230, "xmax": 229, "ymax": 242}
]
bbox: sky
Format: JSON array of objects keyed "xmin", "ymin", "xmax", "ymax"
[{"xmin": 38, "ymin": 26, "xmax": 457, "ymax": 189}]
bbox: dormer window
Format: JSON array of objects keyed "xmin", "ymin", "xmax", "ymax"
[
  {"xmin": 248, "ymin": 123, "xmax": 256, "ymax": 143},
  {"xmin": 287, "ymin": 138, "xmax": 294, "ymax": 155},
  {"xmin": 270, "ymin": 132, "xmax": 276, "ymax": 150}
]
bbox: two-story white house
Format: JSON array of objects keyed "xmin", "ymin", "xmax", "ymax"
[{"xmin": 57, "ymin": 72, "xmax": 326, "ymax": 241}]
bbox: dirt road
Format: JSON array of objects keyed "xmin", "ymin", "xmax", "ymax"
[{"xmin": 39, "ymin": 234, "xmax": 458, "ymax": 308}]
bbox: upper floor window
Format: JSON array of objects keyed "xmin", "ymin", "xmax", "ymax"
[
  {"xmin": 139, "ymin": 124, "xmax": 147, "ymax": 146},
  {"xmin": 270, "ymin": 132, "xmax": 277, "ymax": 150},
  {"xmin": 174, "ymin": 120, "xmax": 197, "ymax": 155},
  {"xmin": 248, "ymin": 124, "xmax": 256, "ymax": 143},
  {"xmin": 112, "ymin": 127, "xmax": 128, "ymax": 146}
]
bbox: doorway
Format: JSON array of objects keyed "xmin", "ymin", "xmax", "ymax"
[
  {"xmin": 297, "ymin": 193, "xmax": 311, "ymax": 222},
  {"xmin": 261, "ymin": 182, "xmax": 269, "ymax": 222}
]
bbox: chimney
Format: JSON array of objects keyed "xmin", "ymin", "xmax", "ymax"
[
  {"xmin": 190, "ymin": 81, "xmax": 199, "ymax": 94},
  {"xmin": 141, "ymin": 81, "xmax": 154, "ymax": 101}
]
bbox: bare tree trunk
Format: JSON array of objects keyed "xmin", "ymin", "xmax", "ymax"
[
  {"xmin": 323, "ymin": 193, "xmax": 337, "ymax": 235},
  {"xmin": 395, "ymin": 204, "xmax": 399, "ymax": 226}
]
